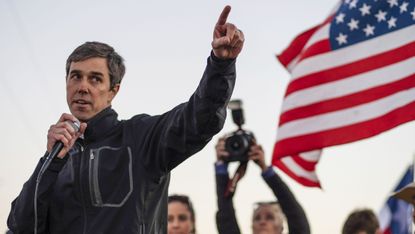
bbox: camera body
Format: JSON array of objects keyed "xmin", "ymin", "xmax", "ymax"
[
  {"xmin": 223, "ymin": 100, "xmax": 255, "ymax": 162},
  {"xmin": 224, "ymin": 129, "xmax": 255, "ymax": 162}
]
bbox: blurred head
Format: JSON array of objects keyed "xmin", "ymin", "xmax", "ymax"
[
  {"xmin": 252, "ymin": 202, "xmax": 285, "ymax": 234},
  {"xmin": 168, "ymin": 195, "xmax": 196, "ymax": 234},
  {"xmin": 342, "ymin": 208, "xmax": 381, "ymax": 234},
  {"xmin": 65, "ymin": 42, "xmax": 125, "ymax": 121}
]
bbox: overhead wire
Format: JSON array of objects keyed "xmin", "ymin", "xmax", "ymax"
[{"xmin": 2, "ymin": 0, "xmax": 55, "ymax": 149}]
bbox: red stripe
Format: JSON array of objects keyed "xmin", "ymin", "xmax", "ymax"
[
  {"xmin": 297, "ymin": 39, "xmax": 331, "ymax": 64},
  {"xmin": 291, "ymin": 154, "xmax": 318, "ymax": 171},
  {"xmin": 273, "ymin": 101, "xmax": 415, "ymax": 158},
  {"xmin": 273, "ymin": 159, "xmax": 321, "ymax": 187},
  {"xmin": 285, "ymin": 41, "xmax": 415, "ymax": 97},
  {"xmin": 277, "ymin": 25, "xmax": 321, "ymax": 67},
  {"xmin": 279, "ymin": 73, "xmax": 415, "ymax": 126}
]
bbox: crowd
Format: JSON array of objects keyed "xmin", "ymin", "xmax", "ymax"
[
  {"xmin": 168, "ymin": 138, "xmax": 415, "ymax": 234},
  {"xmin": 168, "ymin": 136, "xmax": 415, "ymax": 234}
]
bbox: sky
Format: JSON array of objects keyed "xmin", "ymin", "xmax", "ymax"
[{"xmin": 1, "ymin": 0, "xmax": 415, "ymax": 233}]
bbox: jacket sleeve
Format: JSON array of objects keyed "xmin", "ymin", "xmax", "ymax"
[
  {"xmin": 215, "ymin": 172, "xmax": 241, "ymax": 234},
  {"xmin": 134, "ymin": 52, "xmax": 236, "ymax": 174},
  {"xmin": 7, "ymin": 154, "xmax": 68, "ymax": 234},
  {"xmin": 262, "ymin": 168, "xmax": 311, "ymax": 234}
]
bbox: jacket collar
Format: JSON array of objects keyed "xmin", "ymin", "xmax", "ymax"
[{"xmin": 83, "ymin": 106, "xmax": 119, "ymax": 142}]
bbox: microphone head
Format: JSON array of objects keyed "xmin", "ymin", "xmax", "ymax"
[{"xmin": 67, "ymin": 120, "xmax": 81, "ymax": 133}]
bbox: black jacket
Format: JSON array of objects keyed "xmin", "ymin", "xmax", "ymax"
[
  {"xmin": 215, "ymin": 167, "xmax": 310, "ymax": 234},
  {"xmin": 8, "ymin": 54, "xmax": 236, "ymax": 234}
]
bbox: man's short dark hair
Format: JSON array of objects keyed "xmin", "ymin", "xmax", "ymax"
[
  {"xmin": 66, "ymin": 41, "xmax": 125, "ymax": 90},
  {"xmin": 342, "ymin": 208, "xmax": 379, "ymax": 234}
]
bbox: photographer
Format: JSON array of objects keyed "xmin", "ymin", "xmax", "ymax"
[{"xmin": 214, "ymin": 137, "xmax": 310, "ymax": 234}]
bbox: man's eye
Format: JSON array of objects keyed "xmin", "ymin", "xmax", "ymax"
[
  {"xmin": 91, "ymin": 76, "xmax": 101, "ymax": 82},
  {"xmin": 71, "ymin": 74, "xmax": 81, "ymax": 79}
]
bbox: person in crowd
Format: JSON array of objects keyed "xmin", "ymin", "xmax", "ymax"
[
  {"xmin": 342, "ymin": 208, "xmax": 382, "ymax": 234},
  {"xmin": 214, "ymin": 137, "xmax": 310, "ymax": 234},
  {"xmin": 168, "ymin": 194, "xmax": 197, "ymax": 234},
  {"xmin": 8, "ymin": 5, "xmax": 244, "ymax": 234}
]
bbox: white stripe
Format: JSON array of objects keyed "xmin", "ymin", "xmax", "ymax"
[
  {"xmin": 282, "ymin": 57, "xmax": 415, "ymax": 112},
  {"xmin": 286, "ymin": 56, "xmax": 300, "ymax": 73},
  {"xmin": 277, "ymin": 87, "xmax": 415, "ymax": 141},
  {"xmin": 290, "ymin": 24, "xmax": 415, "ymax": 80},
  {"xmin": 303, "ymin": 23, "xmax": 330, "ymax": 50},
  {"xmin": 298, "ymin": 150, "xmax": 321, "ymax": 162},
  {"xmin": 279, "ymin": 156, "xmax": 319, "ymax": 182},
  {"xmin": 285, "ymin": 24, "xmax": 330, "ymax": 72}
]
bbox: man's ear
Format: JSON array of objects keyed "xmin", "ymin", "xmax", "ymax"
[{"xmin": 108, "ymin": 84, "xmax": 120, "ymax": 103}]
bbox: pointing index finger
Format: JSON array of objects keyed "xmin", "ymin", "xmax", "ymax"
[{"xmin": 216, "ymin": 5, "xmax": 231, "ymax": 26}]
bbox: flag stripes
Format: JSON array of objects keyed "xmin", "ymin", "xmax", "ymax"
[{"xmin": 272, "ymin": 0, "xmax": 415, "ymax": 186}]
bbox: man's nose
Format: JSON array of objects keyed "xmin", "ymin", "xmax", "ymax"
[{"xmin": 77, "ymin": 77, "xmax": 89, "ymax": 93}]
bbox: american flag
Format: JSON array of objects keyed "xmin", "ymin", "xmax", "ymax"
[{"xmin": 273, "ymin": 0, "xmax": 415, "ymax": 187}]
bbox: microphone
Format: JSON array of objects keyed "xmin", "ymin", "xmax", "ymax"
[
  {"xmin": 47, "ymin": 121, "xmax": 81, "ymax": 161},
  {"xmin": 37, "ymin": 121, "xmax": 81, "ymax": 179}
]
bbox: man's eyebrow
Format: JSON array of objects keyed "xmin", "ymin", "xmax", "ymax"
[
  {"xmin": 69, "ymin": 70, "xmax": 104, "ymax": 76},
  {"xmin": 90, "ymin": 71, "xmax": 104, "ymax": 77},
  {"xmin": 69, "ymin": 69, "xmax": 81, "ymax": 74}
]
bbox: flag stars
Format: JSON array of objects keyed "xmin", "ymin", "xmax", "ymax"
[
  {"xmin": 400, "ymin": 2, "xmax": 409, "ymax": 13},
  {"xmin": 336, "ymin": 33, "xmax": 348, "ymax": 45},
  {"xmin": 347, "ymin": 18, "xmax": 360, "ymax": 30},
  {"xmin": 359, "ymin": 3, "xmax": 372, "ymax": 16},
  {"xmin": 411, "ymin": 8, "xmax": 415, "ymax": 20},
  {"xmin": 388, "ymin": 16, "xmax": 397, "ymax": 28},
  {"xmin": 336, "ymin": 13, "xmax": 346, "ymax": 24},
  {"xmin": 349, "ymin": 0, "xmax": 358, "ymax": 9},
  {"xmin": 332, "ymin": 0, "xmax": 409, "ymax": 47},
  {"xmin": 375, "ymin": 10, "xmax": 387, "ymax": 22},
  {"xmin": 363, "ymin": 24, "xmax": 375, "ymax": 36},
  {"xmin": 387, "ymin": 0, "xmax": 399, "ymax": 8}
]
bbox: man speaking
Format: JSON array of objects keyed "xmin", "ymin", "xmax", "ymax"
[{"xmin": 8, "ymin": 5, "xmax": 244, "ymax": 234}]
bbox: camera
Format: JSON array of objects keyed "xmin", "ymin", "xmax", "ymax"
[{"xmin": 224, "ymin": 100, "xmax": 255, "ymax": 162}]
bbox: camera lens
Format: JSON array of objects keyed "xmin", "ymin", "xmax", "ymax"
[
  {"xmin": 225, "ymin": 134, "xmax": 249, "ymax": 156},
  {"xmin": 230, "ymin": 139, "xmax": 242, "ymax": 150}
]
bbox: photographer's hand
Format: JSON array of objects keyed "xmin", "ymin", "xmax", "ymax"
[
  {"xmin": 215, "ymin": 137, "xmax": 230, "ymax": 163},
  {"xmin": 248, "ymin": 142, "xmax": 267, "ymax": 172}
]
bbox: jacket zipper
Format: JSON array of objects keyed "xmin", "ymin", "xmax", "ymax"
[
  {"xmin": 89, "ymin": 149, "xmax": 102, "ymax": 206},
  {"xmin": 77, "ymin": 143, "xmax": 88, "ymax": 234}
]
